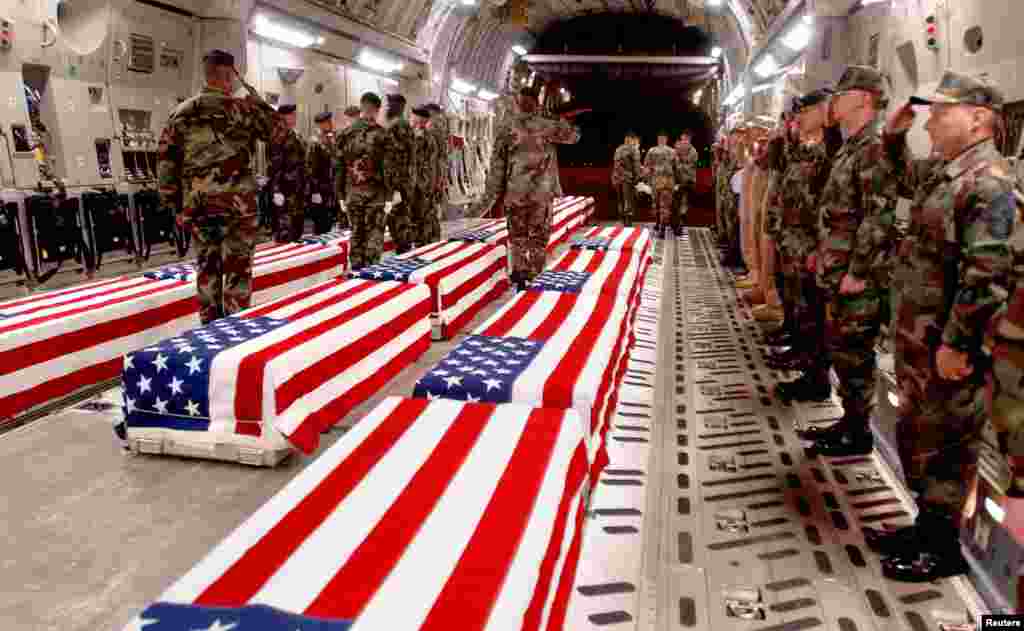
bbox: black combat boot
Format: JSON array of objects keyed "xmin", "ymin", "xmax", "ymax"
[
  {"xmin": 775, "ymin": 372, "xmax": 832, "ymax": 403},
  {"xmin": 765, "ymin": 346, "xmax": 811, "ymax": 371},
  {"xmin": 809, "ymin": 423, "xmax": 873, "ymax": 457},
  {"xmin": 763, "ymin": 327, "xmax": 794, "ymax": 347},
  {"xmin": 880, "ymin": 508, "xmax": 967, "ymax": 582},
  {"xmin": 795, "ymin": 418, "xmax": 846, "ymax": 441}
]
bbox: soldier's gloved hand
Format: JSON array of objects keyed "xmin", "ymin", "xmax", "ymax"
[
  {"xmin": 273, "ymin": 193, "xmax": 285, "ymax": 207},
  {"xmin": 392, "ymin": 191, "xmax": 402, "ymax": 205},
  {"xmin": 384, "ymin": 202, "xmax": 392, "ymax": 215},
  {"xmin": 312, "ymin": 193, "xmax": 323, "ymax": 204},
  {"xmin": 936, "ymin": 344, "xmax": 973, "ymax": 381}
]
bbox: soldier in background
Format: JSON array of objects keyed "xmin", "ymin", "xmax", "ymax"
[
  {"xmin": 411, "ymin": 105, "xmax": 440, "ymax": 247},
  {"xmin": 383, "ymin": 94, "xmax": 416, "ymax": 254},
  {"xmin": 425, "ymin": 103, "xmax": 449, "ymax": 243},
  {"xmin": 473, "ymin": 85, "xmax": 580, "ymax": 290},
  {"xmin": 333, "ymin": 105, "xmax": 364, "ymax": 230},
  {"xmin": 644, "ymin": 130, "xmax": 680, "ymax": 239},
  {"xmin": 267, "ymin": 103, "xmax": 308, "ymax": 242},
  {"xmin": 872, "ymin": 72, "xmax": 1017, "ymax": 582},
  {"xmin": 307, "ymin": 111, "xmax": 337, "ymax": 235},
  {"xmin": 158, "ymin": 49, "xmax": 289, "ymax": 324},
  {"xmin": 805, "ymin": 66, "xmax": 901, "ymax": 458},
  {"xmin": 673, "ymin": 131, "xmax": 699, "ymax": 232},
  {"xmin": 612, "ymin": 131, "xmax": 642, "ymax": 226},
  {"xmin": 342, "ymin": 105, "xmax": 362, "ymax": 133},
  {"xmin": 336, "ymin": 92, "xmax": 394, "ymax": 270}
]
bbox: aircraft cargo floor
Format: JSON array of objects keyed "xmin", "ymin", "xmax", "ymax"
[{"xmin": 0, "ymin": 227, "xmax": 984, "ymax": 631}]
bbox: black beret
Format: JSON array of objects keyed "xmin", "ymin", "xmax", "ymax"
[
  {"xmin": 412, "ymin": 106, "xmax": 432, "ymax": 118},
  {"xmin": 314, "ymin": 111, "xmax": 333, "ymax": 123},
  {"xmin": 202, "ymin": 49, "xmax": 235, "ymax": 66},
  {"xmin": 425, "ymin": 103, "xmax": 443, "ymax": 113},
  {"xmin": 625, "ymin": 130, "xmax": 638, "ymax": 137},
  {"xmin": 799, "ymin": 88, "xmax": 835, "ymax": 109},
  {"xmin": 360, "ymin": 92, "xmax": 382, "ymax": 107},
  {"xmin": 657, "ymin": 129, "xmax": 669, "ymax": 137},
  {"xmin": 277, "ymin": 104, "xmax": 297, "ymax": 114},
  {"xmin": 386, "ymin": 93, "xmax": 406, "ymax": 105},
  {"xmin": 343, "ymin": 106, "xmax": 361, "ymax": 117},
  {"xmin": 519, "ymin": 86, "xmax": 541, "ymax": 98}
]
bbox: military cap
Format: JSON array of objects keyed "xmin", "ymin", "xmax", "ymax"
[
  {"xmin": 314, "ymin": 111, "xmax": 333, "ymax": 123},
  {"xmin": 909, "ymin": 70, "xmax": 1005, "ymax": 111},
  {"xmin": 834, "ymin": 65, "xmax": 889, "ymax": 96},
  {"xmin": 343, "ymin": 106, "xmax": 361, "ymax": 118},
  {"xmin": 360, "ymin": 92, "xmax": 382, "ymax": 108},
  {"xmin": 425, "ymin": 103, "xmax": 443, "ymax": 113},
  {"xmin": 386, "ymin": 93, "xmax": 407, "ymax": 106},
  {"xmin": 625, "ymin": 130, "xmax": 638, "ymax": 138},
  {"xmin": 277, "ymin": 104, "xmax": 297, "ymax": 115},
  {"xmin": 412, "ymin": 105, "xmax": 432, "ymax": 118},
  {"xmin": 519, "ymin": 85, "xmax": 541, "ymax": 98},
  {"xmin": 797, "ymin": 88, "xmax": 835, "ymax": 110},
  {"xmin": 656, "ymin": 129, "xmax": 669, "ymax": 137},
  {"xmin": 202, "ymin": 49, "xmax": 234, "ymax": 66}
]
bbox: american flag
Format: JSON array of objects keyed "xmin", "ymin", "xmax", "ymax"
[
  {"xmin": 527, "ymin": 270, "xmax": 592, "ymax": 293},
  {"xmin": 129, "ymin": 397, "xmax": 589, "ymax": 631},
  {"xmin": 446, "ymin": 228, "xmax": 495, "ymax": 243},
  {"xmin": 130, "ymin": 602, "xmax": 351, "ymax": 630},
  {"xmin": 572, "ymin": 226, "xmax": 652, "ymax": 252},
  {"xmin": 352, "ymin": 241, "xmax": 508, "ymax": 338},
  {"xmin": 547, "ymin": 198, "xmax": 593, "ymax": 252},
  {"xmin": 121, "ymin": 278, "xmax": 432, "ymax": 454},
  {"xmin": 569, "ymin": 237, "xmax": 611, "ymax": 251},
  {"xmin": 448, "ymin": 219, "xmax": 506, "ymax": 245},
  {"xmin": 540, "ymin": 248, "xmax": 652, "ymax": 299},
  {"xmin": 0, "ymin": 275, "xmax": 198, "ymax": 420},
  {"xmin": 414, "ymin": 335, "xmax": 545, "ymax": 403},
  {"xmin": 300, "ymin": 230, "xmax": 350, "ymax": 246},
  {"xmin": 145, "ymin": 263, "xmax": 195, "ymax": 282}
]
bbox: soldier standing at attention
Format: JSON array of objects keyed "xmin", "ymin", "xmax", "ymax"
[
  {"xmin": 673, "ymin": 131, "xmax": 699, "ymax": 232},
  {"xmin": 333, "ymin": 105, "xmax": 364, "ymax": 230},
  {"xmin": 644, "ymin": 130, "xmax": 680, "ymax": 239},
  {"xmin": 410, "ymin": 105, "xmax": 440, "ymax": 248},
  {"xmin": 307, "ymin": 111, "xmax": 338, "ymax": 235},
  {"xmin": 158, "ymin": 49, "xmax": 289, "ymax": 325},
  {"xmin": 612, "ymin": 131, "xmax": 642, "ymax": 226},
  {"xmin": 869, "ymin": 72, "xmax": 1017, "ymax": 582},
  {"xmin": 383, "ymin": 94, "xmax": 416, "ymax": 254},
  {"xmin": 267, "ymin": 103, "xmax": 308, "ymax": 242},
  {"xmin": 473, "ymin": 85, "xmax": 580, "ymax": 290},
  {"xmin": 336, "ymin": 92, "xmax": 394, "ymax": 270},
  {"xmin": 804, "ymin": 66, "xmax": 901, "ymax": 457},
  {"xmin": 425, "ymin": 103, "xmax": 449, "ymax": 243}
]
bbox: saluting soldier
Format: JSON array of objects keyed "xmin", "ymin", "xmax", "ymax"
[
  {"xmin": 157, "ymin": 49, "xmax": 289, "ymax": 325},
  {"xmin": 306, "ymin": 110, "xmax": 338, "ymax": 235},
  {"xmin": 267, "ymin": 103, "xmax": 308, "ymax": 242}
]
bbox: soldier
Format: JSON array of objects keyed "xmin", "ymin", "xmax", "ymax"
[
  {"xmin": 383, "ymin": 94, "xmax": 416, "ymax": 254},
  {"xmin": 307, "ymin": 111, "xmax": 337, "ymax": 235},
  {"xmin": 267, "ymin": 103, "xmax": 308, "ymax": 242},
  {"xmin": 410, "ymin": 104, "xmax": 440, "ymax": 247},
  {"xmin": 336, "ymin": 92, "xmax": 394, "ymax": 270},
  {"xmin": 713, "ymin": 139, "xmax": 729, "ymax": 244},
  {"xmin": 341, "ymin": 105, "xmax": 362, "ymax": 133},
  {"xmin": 158, "ymin": 49, "xmax": 288, "ymax": 324},
  {"xmin": 473, "ymin": 85, "xmax": 580, "ymax": 290},
  {"xmin": 644, "ymin": 130, "xmax": 680, "ymax": 239},
  {"xmin": 673, "ymin": 131, "xmax": 699, "ymax": 232},
  {"xmin": 865, "ymin": 72, "xmax": 1017, "ymax": 581},
  {"xmin": 612, "ymin": 131, "xmax": 642, "ymax": 226},
  {"xmin": 425, "ymin": 103, "xmax": 449, "ymax": 243},
  {"xmin": 718, "ymin": 133, "xmax": 744, "ymax": 268},
  {"xmin": 803, "ymin": 66, "xmax": 902, "ymax": 458}
]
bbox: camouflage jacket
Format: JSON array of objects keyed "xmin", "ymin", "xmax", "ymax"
[
  {"xmin": 267, "ymin": 128, "xmax": 307, "ymax": 201},
  {"xmin": 385, "ymin": 116, "xmax": 416, "ymax": 196},
  {"xmin": 431, "ymin": 118, "xmax": 450, "ymax": 201},
  {"xmin": 759, "ymin": 135, "xmax": 835, "ymax": 254},
  {"xmin": 336, "ymin": 119, "xmax": 393, "ymax": 205},
  {"xmin": 675, "ymin": 145, "xmax": 699, "ymax": 189},
  {"xmin": 643, "ymin": 146, "xmax": 679, "ymax": 191},
  {"xmin": 306, "ymin": 130, "xmax": 337, "ymax": 202},
  {"xmin": 816, "ymin": 118, "xmax": 902, "ymax": 291},
  {"xmin": 158, "ymin": 86, "xmax": 288, "ymax": 219},
  {"xmin": 714, "ymin": 153, "xmax": 736, "ymax": 210},
  {"xmin": 412, "ymin": 127, "xmax": 440, "ymax": 194},
  {"xmin": 612, "ymin": 143, "xmax": 641, "ymax": 187},
  {"xmin": 886, "ymin": 135, "xmax": 1017, "ymax": 355},
  {"xmin": 984, "ymin": 189, "xmax": 1024, "ymax": 413},
  {"xmin": 478, "ymin": 111, "xmax": 580, "ymax": 209}
]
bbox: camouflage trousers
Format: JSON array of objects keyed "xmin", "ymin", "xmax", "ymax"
[
  {"xmin": 335, "ymin": 204, "xmax": 350, "ymax": 231},
  {"xmin": 825, "ymin": 286, "xmax": 886, "ymax": 424},
  {"xmin": 310, "ymin": 197, "xmax": 336, "ymax": 235},
  {"xmin": 672, "ymin": 188, "xmax": 688, "ymax": 230},
  {"xmin": 895, "ymin": 330, "xmax": 988, "ymax": 515},
  {"xmin": 347, "ymin": 200, "xmax": 387, "ymax": 271},
  {"xmin": 507, "ymin": 194, "xmax": 553, "ymax": 277},
  {"xmin": 653, "ymin": 188, "xmax": 673, "ymax": 227},
  {"xmin": 275, "ymin": 201, "xmax": 305, "ymax": 243},
  {"xmin": 409, "ymin": 189, "xmax": 436, "ymax": 247},
  {"xmin": 387, "ymin": 189, "xmax": 415, "ymax": 254},
  {"xmin": 192, "ymin": 213, "xmax": 258, "ymax": 325},
  {"xmin": 615, "ymin": 183, "xmax": 635, "ymax": 225}
]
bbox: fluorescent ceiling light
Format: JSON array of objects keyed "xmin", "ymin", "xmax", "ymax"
[
  {"xmin": 512, "ymin": 45, "xmax": 527, "ymax": 56},
  {"xmin": 252, "ymin": 14, "xmax": 320, "ymax": 48},
  {"xmin": 460, "ymin": 0, "xmax": 476, "ymax": 5},
  {"xmin": 754, "ymin": 54, "xmax": 779, "ymax": 77},
  {"xmin": 707, "ymin": 0, "xmax": 722, "ymax": 5},
  {"xmin": 478, "ymin": 89, "xmax": 498, "ymax": 101},
  {"xmin": 751, "ymin": 83, "xmax": 776, "ymax": 94},
  {"xmin": 782, "ymin": 21, "xmax": 813, "ymax": 50},
  {"xmin": 452, "ymin": 77, "xmax": 477, "ymax": 94},
  {"xmin": 724, "ymin": 85, "xmax": 745, "ymax": 105},
  {"xmin": 711, "ymin": 46, "xmax": 723, "ymax": 58},
  {"xmin": 358, "ymin": 50, "xmax": 403, "ymax": 74}
]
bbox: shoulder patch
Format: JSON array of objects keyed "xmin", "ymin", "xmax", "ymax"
[{"xmin": 986, "ymin": 191, "xmax": 1017, "ymax": 240}]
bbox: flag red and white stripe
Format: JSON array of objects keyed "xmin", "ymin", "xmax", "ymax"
[
  {"xmin": 546, "ymin": 246, "xmax": 651, "ymax": 302},
  {"xmin": 0, "ymin": 276, "xmax": 198, "ymax": 420},
  {"xmin": 148, "ymin": 397, "xmax": 589, "ymax": 631},
  {"xmin": 575, "ymin": 226, "xmax": 652, "ymax": 253},
  {"xmin": 249, "ymin": 242, "xmax": 348, "ymax": 304},
  {"xmin": 547, "ymin": 198, "xmax": 594, "ymax": 252}
]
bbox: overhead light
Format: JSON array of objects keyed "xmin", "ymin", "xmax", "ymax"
[
  {"xmin": 358, "ymin": 49, "xmax": 403, "ymax": 74},
  {"xmin": 724, "ymin": 85, "xmax": 745, "ymax": 105},
  {"xmin": 711, "ymin": 46, "xmax": 723, "ymax": 58},
  {"xmin": 460, "ymin": 0, "xmax": 476, "ymax": 5},
  {"xmin": 751, "ymin": 83, "xmax": 776, "ymax": 94},
  {"xmin": 452, "ymin": 77, "xmax": 477, "ymax": 94},
  {"xmin": 782, "ymin": 20, "xmax": 814, "ymax": 50},
  {"xmin": 707, "ymin": 0, "xmax": 722, "ymax": 5},
  {"xmin": 478, "ymin": 89, "xmax": 498, "ymax": 100},
  {"xmin": 512, "ymin": 45, "xmax": 527, "ymax": 56},
  {"xmin": 754, "ymin": 54, "xmax": 779, "ymax": 77},
  {"xmin": 986, "ymin": 497, "xmax": 1006, "ymax": 523},
  {"xmin": 252, "ymin": 14, "xmax": 321, "ymax": 48},
  {"xmin": 433, "ymin": 73, "xmax": 441, "ymax": 83},
  {"xmin": 888, "ymin": 391, "xmax": 900, "ymax": 407}
]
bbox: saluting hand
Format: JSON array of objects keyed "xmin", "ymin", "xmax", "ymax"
[
  {"xmin": 936, "ymin": 344, "xmax": 973, "ymax": 381},
  {"xmin": 838, "ymin": 274, "xmax": 867, "ymax": 295},
  {"xmin": 886, "ymin": 102, "xmax": 916, "ymax": 135}
]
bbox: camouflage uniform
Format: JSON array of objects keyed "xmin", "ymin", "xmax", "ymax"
[
  {"xmin": 337, "ymin": 117, "xmax": 394, "ymax": 271},
  {"xmin": 306, "ymin": 128, "xmax": 339, "ymax": 233},
  {"xmin": 612, "ymin": 142, "xmax": 641, "ymax": 225},
  {"xmin": 643, "ymin": 145, "xmax": 680, "ymax": 229},
  {"xmin": 477, "ymin": 108, "xmax": 580, "ymax": 278},
  {"xmin": 384, "ymin": 114, "xmax": 416, "ymax": 253},
  {"xmin": 158, "ymin": 55, "xmax": 288, "ymax": 325},
  {"xmin": 411, "ymin": 120, "xmax": 440, "ymax": 248},
  {"xmin": 673, "ymin": 144, "xmax": 699, "ymax": 230},
  {"xmin": 268, "ymin": 127, "xmax": 308, "ymax": 242},
  {"xmin": 716, "ymin": 149, "xmax": 740, "ymax": 257},
  {"xmin": 428, "ymin": 113, "xmax": 450, "ymax": 243}
]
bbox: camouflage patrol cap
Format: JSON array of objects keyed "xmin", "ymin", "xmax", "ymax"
[
  {"xmin": 343, "ymin": 106, "xmax": 361, "ymax": 118},
  {"xmin": 360, "ymin": 92, "xmax": 382, "ymax": 108},
  {"xmin": 425, "ymin": 103, "xmax": 443, "ymax": 113},
  {"xmin": 657, "ymin": 129, "xmax": 669, "ymax": 137},
  {"xmin": 277, "ymin": 104, "xmax": 297, "ymax": 115},
  {"xmin": 314, "ymin": 111, "xmax": 333, "ymax": 123},
  {"xmin": 797, "ymin": 88, "xmax": 835, "ymax": 110},
  {"xmin": 909, "ymin": 70, "xmax": 1005, "ymax": 111},
  {"xmin": 202, "ymin": 49, "xmax": 234, "ymax": 66},
  {"xmin": 386, "ymin": 93, "xmax": 407, "ymax": 106},
  {"xmin": 519, "ymin": 85, "xmax": 541, "ymax": 99},
  {"xmin": 834, "ymin": 65, "xmax": 889, "ymax": 97},
  {"xmin": 411, "ymin": 105, "xmax": 432, "ymax": 118}
]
